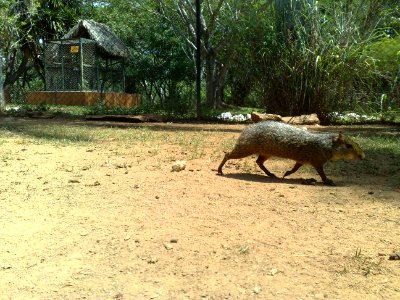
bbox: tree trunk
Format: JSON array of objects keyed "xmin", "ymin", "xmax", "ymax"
[
  {"xmin": 4, "ymin": 43, "xmax": 39, "ymax": 95},
  {"xmin": 205, "ymin": 48, "xmax": 218, "ymax": 108}
]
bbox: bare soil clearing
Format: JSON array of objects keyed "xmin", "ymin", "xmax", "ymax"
[{"xmin": 0, "ymin": 117, "xmax": 399, "ymax": 299}]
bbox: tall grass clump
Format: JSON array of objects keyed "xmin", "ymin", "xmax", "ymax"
[{"xmin": 257, "ymin": 0, "xmax": 399, "ymax": 121}]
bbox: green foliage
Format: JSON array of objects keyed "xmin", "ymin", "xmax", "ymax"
[
  {"xmin": 364, "ymin": 36, "xmax": 400, "ymax": 74},
  {"xmin": 222, "ymin": 0, "xmax": 400, "ymax": 118},
  {"xmin": 1, "ymin": 0, "xmax": 84, "ymax": 91},
  {"xmin": 2, "ymin": 0, "xmax": 399, "ymax": 119},
  {"xmin": 362, "ymin": 36, "xmax": 400, "ymax": 111},
  {"xmin": 91, "ymin": 0, "xmax": 194, "ymax": 112}
]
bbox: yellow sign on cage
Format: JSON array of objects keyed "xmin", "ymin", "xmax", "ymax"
[{"xmin": 70, "ymin": 46, "xmax": 79, "ymax": 53}]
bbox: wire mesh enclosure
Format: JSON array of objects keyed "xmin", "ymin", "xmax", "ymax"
[{"xmin": 44, "ymin": 38, "xmax": 125, "ymax": 92}]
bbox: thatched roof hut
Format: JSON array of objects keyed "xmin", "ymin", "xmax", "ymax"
[
  {"xmin": 43, "ymin": 19, "xmax": 130, "ymax": 92},
  {"xmin": 62, "ymin": 19, "xmax": 130, "ymax": 59}
]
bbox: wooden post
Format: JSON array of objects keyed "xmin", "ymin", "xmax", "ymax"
[
  {"xmin": 42, "ymin": 40, "xmax": 47, "ymax": 91},
  {"xmin": 79, "ymin": 38, "xmax": 84, "ymax": 90},
  {"xmin": 61, "ymin": 40, "xmax": 65, "ymax": 91}
]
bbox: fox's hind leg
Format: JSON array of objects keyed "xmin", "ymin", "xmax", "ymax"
[
  {"xmin": 218, "ymin": 147, "xmax": 254, "ymax": 175},
  {"xmin": 283, "ymin": 162, "xmax": 303, "ymax": 178},
  {"xmin": 256, "ymin": 155, "xmax": 277, "ymax": 178}
]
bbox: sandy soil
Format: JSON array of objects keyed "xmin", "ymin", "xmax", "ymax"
[{"xmin": 0, "ymin": 117, "xmax": 399, "ymax": 300}]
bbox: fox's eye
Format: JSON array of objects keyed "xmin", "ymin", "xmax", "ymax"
[{"xmin": 345, "ymin": 144, "xmax": 353, "ymax": 149}]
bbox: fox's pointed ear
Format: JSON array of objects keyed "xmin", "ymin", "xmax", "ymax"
[{"xmin": 335, "ymin": 131, "xmax": 345, "ymax": 142}]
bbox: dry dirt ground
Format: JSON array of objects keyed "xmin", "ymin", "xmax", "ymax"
[{"xmin": 0, "ymin": 117, "xmax": 399, "ymax": 300}]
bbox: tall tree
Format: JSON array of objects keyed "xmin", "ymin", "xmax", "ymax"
[{"xmin": 154, "ymin": 0, "xmax": 252, "ymax": 109}]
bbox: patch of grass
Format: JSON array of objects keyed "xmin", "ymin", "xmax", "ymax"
[
  {"xmin": 360, "ymin": 135, "xmax": 400, "ymax": 156},
  {"xmin": 143, "ymin": 130, "xmax": 212, "ymax": 160},
  {"xmin": 241, "ymin": 159, "xmax": 257, "ymax": 174},
  {"xmin": 184, "ymin": 132, "xmax": 209, "ymax": 159},
  {"xmin": 220, "ymin": 137, "xmax": 237, "ymax": 152},
  {"xmin": 338, "ymin": 248, "xmax": 385, "ymax": 277},
  {"xmin": 357, "ymin": 135, "xmax": 400, "ymax": 177},
  {"xmin": 1, "ymin": 150, "xmax": 14, "ymax": 162},
  {"xmin": 99, "ymin": 127, "xmax": 212, "ymax": 160},
  {"xmin": 0, "ymin": 104, "xmax": 88, "ymax": 117},
  {"xmin": 0, "ymin": 123, "xmax": 95, "ymax": 145},
  {"xmin": 237, "ymin": 244, "xmax": 250, "ymax": 255},
  {"xmin": 147, "ymin": 145, "xmax": 160, "ymax": 157},
  {"xmin": 0, "ymin": 121, "xmax": 199, "ymax": 152},
  {"xmin": 0, "ymin": 122, "xmax": 168, "ymax": 146},
  {"xmin": 382, "ymin": 110, "xmax": 400, "ymax": 124}
]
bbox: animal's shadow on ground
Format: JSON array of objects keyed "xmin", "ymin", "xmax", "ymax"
[
  {"xmin": 218, "ymin": 172, "xmax": 331, "ymax": 186},
  {"xmin": 217, "ymin": 172, "xmax": 372, "ymax": 188},
  {"xmin": 218, "ymin": 172, "xmax": 400, "ymax": 200}
]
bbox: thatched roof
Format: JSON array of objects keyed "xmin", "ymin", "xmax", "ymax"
[{"xmin": 63, "ymin": 19, "xmax": 130, "ymax": 59}]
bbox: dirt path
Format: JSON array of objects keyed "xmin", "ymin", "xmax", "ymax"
[{"xmin": 0, "ymin": 117, "xmax": 399, "ymax": 299}]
